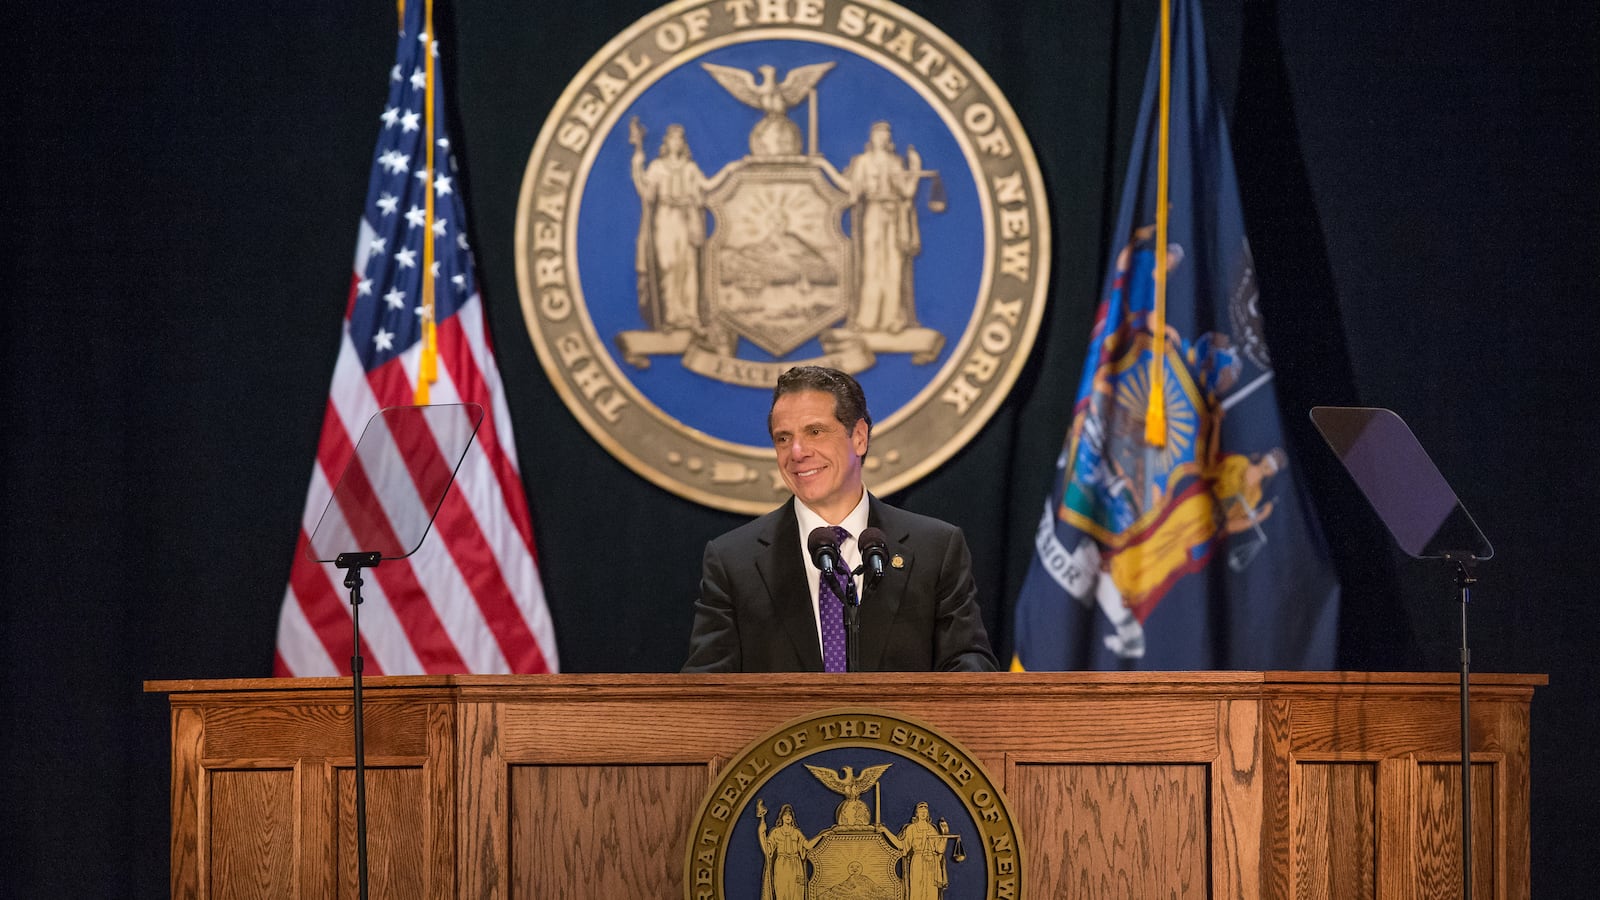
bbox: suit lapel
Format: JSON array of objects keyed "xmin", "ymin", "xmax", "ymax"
[
  {"xmin": 753, "ymin": 501, "xmax": 824, "ymax": 671},
  {"xmin": 859, "ymin": 497, "xmax": 909, "ymax": 670}
]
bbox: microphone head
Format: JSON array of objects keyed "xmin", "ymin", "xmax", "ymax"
[
  {"xmin": 807, "ymin": 526, "xmax": 842, "ymax": 570},
  {"xmin": 858, "ymin": 526, "xmax": 889, "ymax": 556},
  {"xmin": 858, "ymin": 527, "xmax": 889, "ymax": 584}
]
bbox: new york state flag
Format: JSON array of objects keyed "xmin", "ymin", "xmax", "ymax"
[{"xmin": 1011, "ymin": 0, "xmax": 1339, "ymax": 670}]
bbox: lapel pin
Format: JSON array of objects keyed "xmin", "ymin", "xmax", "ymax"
[{"xmin": 891, "ymin": 554, "xmax": 905, "ymax": 569}]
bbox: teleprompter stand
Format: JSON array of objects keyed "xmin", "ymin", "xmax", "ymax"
[
  {"xmin": 306, "ymin": 403, "xmax": 484, "ymax": 900},
  {"xmin": 1311, "ymin": 406, "xmax": 1493, "ymax": 900},
  {"xmin": 334, "ymin": 550, "xmax": 382, "ymax": 898}
]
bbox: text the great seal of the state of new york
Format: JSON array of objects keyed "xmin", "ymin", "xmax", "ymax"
[{"xmin": 516, "ymin": 0, "xmax": 1051, "ymax": 514}]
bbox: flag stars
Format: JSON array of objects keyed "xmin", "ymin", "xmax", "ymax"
[
  {"xmin": 433, "ymin": 174, "xmax": 453, "ymax": 196},
  {"xmin": 384, "ymin": 287, "xmax": 406, "ymax": 310},
  {"xmin": 405, "ymin": 205, "xmax": 427, "ymax": 229},
  {"xmin": 415, "ymin": 303, "xmax": 434, "ymax": 323},
  {"xmin": 376, "ymin": 193, "xmax": 399, "ymax": 216},
  {"xmin": 369, "ymin": 235, "xmax": 387, "ymax": 255},
  {"xmin": 400, "ymin": 110, "xmax": 421, "ymax": 133},
  {"xmin": 378, "ymin": 150, "xmax": 409, "ymax": 175},
  {"xmin": 410, "ymin": 67, "xmax": 427, "ymax": 90},
  {"xmin": 390, "ymin": 64, "xmax": 402, "ymax": 82},
  {"xmin": 431, "ymin": 218, "xmax": 448, "ymax": 238},
  {"xmin": 394, "ymin": 247, "xmax": 418, "ymax": 269},
  {"xmin": 373, "ymin": 328, "xmax": 395, "ymax": 352},
  {"xmin": 430, "ymin": 261, "xmax": 441, "ymax": 278},
  {"xmin": 381, "ymin": 106, "xmax": 400, "ymax": 128},
  {"xmin": 451, "ymin": 273, "xmax": 467, "ymax": 292},
  {"xmin": 357, "ymin": 277, "xmax": 374, "ymax": 297}
]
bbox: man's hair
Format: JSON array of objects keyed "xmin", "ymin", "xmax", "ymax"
[{"xmin": 768, "ymin": 366, "xmax": 872, "ymax": 441}]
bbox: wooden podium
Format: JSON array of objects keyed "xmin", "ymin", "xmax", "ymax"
[{"xmin": 147, "ymin": 671, "xmax": 1540, "ymax": 899}]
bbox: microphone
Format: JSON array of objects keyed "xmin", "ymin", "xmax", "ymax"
[
  {"xmin": 807, "ymin": 526, "xmax": 843, "ymax": 575},
  {"xmin": 858, "ymin": 527, "xmax": 889, "ymax": 584}
]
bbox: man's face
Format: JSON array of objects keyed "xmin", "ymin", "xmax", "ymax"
[{"xmin": 770, "ymin": 389, "xmax": 868, "ymax": 521}]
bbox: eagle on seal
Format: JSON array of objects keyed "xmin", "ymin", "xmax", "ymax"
[
  {"xmin": 701, "ymin": 61, "xmax": 836, "ymax": 156},
  {"xmin": 804, "ymin": 762, "xmax": 892, "ymax": 826}
]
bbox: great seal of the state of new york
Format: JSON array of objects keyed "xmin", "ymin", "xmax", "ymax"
[{"xmin": 516, "ymin": 0, "xmax": 1051, "ymax": 514}]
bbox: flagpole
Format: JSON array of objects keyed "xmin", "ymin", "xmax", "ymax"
[
  {"xmin": 1144, "ymin": 0, "xmax": 1173, "ymax": 448},
  {"xmin": 416, "ymin": 0, "xmax": 439, "ymax": 404}
]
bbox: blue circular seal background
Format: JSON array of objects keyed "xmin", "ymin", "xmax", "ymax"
[
  {"xmin": 576, "ymin": 39, "xmax": 985, "ymax": 448},
  {"xmin": 721, "ymin": 745, "xmax": 987, "ymax": 897}
]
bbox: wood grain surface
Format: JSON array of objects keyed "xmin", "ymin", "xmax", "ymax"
[
  {"xmin": 508, "ymin": 764, "xmax": 709, "ymax": 899},
  {"xmin": 149, "ymin": 671, "xmax": 1540, "ymax": 899}
]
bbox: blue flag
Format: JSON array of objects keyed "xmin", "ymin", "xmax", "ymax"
[{"xmin": 1011, "ymin": 0, "xmax": 1338, "ymax": 670}]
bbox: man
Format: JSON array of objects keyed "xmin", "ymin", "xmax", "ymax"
[{"xmin": 682, "ymin": 366, "xmax": 996, "ymax": 672}]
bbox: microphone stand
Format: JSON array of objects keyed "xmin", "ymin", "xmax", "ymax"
[
  {"xmin": 336, "ymin": 550, "xmax": 382, "ymax": 900},
  {"xmin": 840, "ymin": 567, "xmax": 862, "ymax": 673}
]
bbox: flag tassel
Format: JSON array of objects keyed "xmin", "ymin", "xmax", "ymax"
[
  {"xmin": 415, "ymin": 0, "xmax": 439, "ymax": 405},
  {"xmin": 1144, "ymin": 0, "xmax": 1173, "ymax": 448}
]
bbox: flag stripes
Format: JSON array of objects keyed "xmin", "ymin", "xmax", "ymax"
[{"xmin": 275, "ymin": 3, "xmax": 556, "ymax": 677}]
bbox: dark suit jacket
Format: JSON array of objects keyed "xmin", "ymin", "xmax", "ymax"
[{"xmin": 681, "ymin": 496, "xmax": 997, "ymax": 672}]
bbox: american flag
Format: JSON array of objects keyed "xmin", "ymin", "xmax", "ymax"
[{"xmin": 274, "ymin": 2, "xmax": 558, "ymax": 676}]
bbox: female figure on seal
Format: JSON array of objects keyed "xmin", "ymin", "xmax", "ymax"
[{"xmin": 756, "ymin": 799, "xmax": 812, "ymax": 900}]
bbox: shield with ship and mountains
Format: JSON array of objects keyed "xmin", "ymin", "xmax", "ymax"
[{"xmin": 705, "ymin": 161, "xmax": 853, "ymax": 357}]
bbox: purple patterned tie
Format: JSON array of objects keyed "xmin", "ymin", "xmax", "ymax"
[{"xmin": 818, "ymin": 526, "xmax": 851, "ymax": 673}]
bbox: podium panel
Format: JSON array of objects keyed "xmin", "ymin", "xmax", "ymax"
[{"xmin": 148, "ymin": 672, "xmax": 1539, "ymax": 899}]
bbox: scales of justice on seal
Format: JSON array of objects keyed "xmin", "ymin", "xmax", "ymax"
[{"xmin": 616, "ymin": 58, "xmax": 950, "ymax": 380}]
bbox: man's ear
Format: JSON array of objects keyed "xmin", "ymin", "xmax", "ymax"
[{"xmin": 851, "ymin": 419, "xmax": 869, "ymax": 457}]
